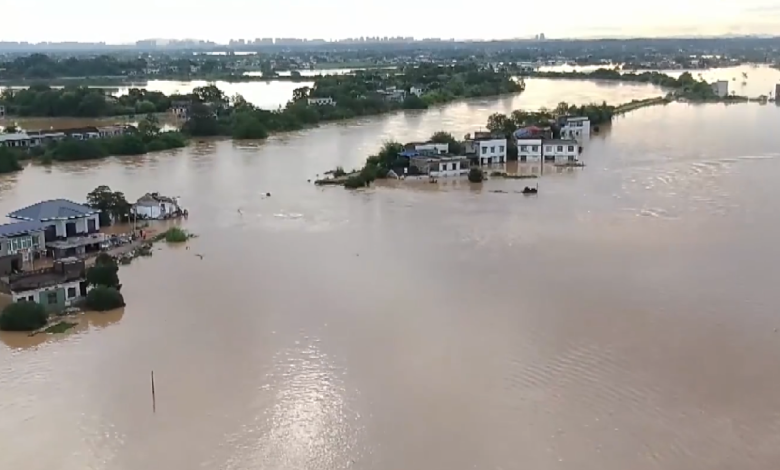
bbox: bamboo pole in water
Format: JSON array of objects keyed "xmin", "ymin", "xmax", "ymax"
[{"xmin": 151, "ymin": 371, "xmax": 156, "ymax": 413}]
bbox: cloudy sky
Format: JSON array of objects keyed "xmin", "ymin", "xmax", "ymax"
[{"xmin": 4, "ymin": 0, "xmax": 780, "ymax": 43}]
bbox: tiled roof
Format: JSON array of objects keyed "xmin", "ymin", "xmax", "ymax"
[
  {"xmin": 0, "ymin": 221, "xmax": 46, "ymax": 238},
  {"xmin": 7, "ymin": 199, "xmax": 99, "ymax": 222}
]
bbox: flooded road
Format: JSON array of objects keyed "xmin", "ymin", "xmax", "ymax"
[{"xmin": 1, "ymin": 88, "xmax": 780, "ymax": 469}]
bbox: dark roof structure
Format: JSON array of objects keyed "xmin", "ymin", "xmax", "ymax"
[
  {"xmin": 0, "ymin": 221, "xmax": 46, "ymax": 238},
  {"xmin": 7, "ymin": 199, "xmax": 99, "ymax": 222}
]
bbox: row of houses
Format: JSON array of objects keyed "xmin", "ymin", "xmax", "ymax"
[
  {"xmin": 394, "ymin": 115, "xmax": 591, "ymax": 178},
  {"xmin": 0, "ymin": 125, "xmax": 134, "ymax": 148},
  {"xmin": 306, "ymin": 85, "xmax": 426, "ymax": 107}
]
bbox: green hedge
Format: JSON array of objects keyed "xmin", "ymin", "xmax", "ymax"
[
  {"xmin": 85, "ymin": 286, "xmax": 126, "ymax": 312},
  {"xmin": 0, "ymin": 302, "xmax": 48, "ymax": 331}
]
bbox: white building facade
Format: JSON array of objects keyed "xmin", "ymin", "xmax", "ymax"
[
  {"xmin": 414, "ymin": 142, "xmax": 449, "ymax": 155},
  {"xmin": 711, "ymin": 80, "xmax": 729, "ymax": 98},
  {"xmin": 429, "ymin": 158, "xmax": 469, "ymax": 177},
  {"xmin": 476, "ymin": 138, "xmax": 507, "ymax": 165},
  {"xmin": 560, "ymin": 116, "xmax": 590, "ymax": 143},
  {"xmin": 543, "ymin": 139, "xmax": 579, "ymax": 163},
  {"xmin": 12, "ymin": 279, "xmax": 85, "ymax": 306},
  {"xmin": 516, "ymin": 138, "xmax": 543, "ymax": 162}
]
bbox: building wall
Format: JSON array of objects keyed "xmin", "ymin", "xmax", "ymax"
[
  {"xmin": 543, "ymin": 141, "xmax": 579, "ymax": 162},
  {"xmin": 517, "ymin": 139, "xmax": 543, "ymax": 162},
  {"xmin": 12, "ymin": 280, "xmax": 84, "ymax": 312},
  {"xmin": 52, "ymin": 214, "xmax": 99, "ymax": 238},
  {"xmin": 415, "ymin": 143, "xmax": 449, "ymax": 155},
  {"xmin": 712, "ymin": 81, "xmax": 729, "ymax": 98},
  {"xmin": 561, "ymin": 118, "xmax": 591, "ymax": 143},
  {"xmin": 430, "ymin": 160, "xmax": 468, "ymax": 177},
  {"xmin": 476, "ymin": 138, "xmax": 507, "ymax": 164},
  {"xmin": 0, "ymin": 230, "xmax": 44, "ymax": 257}
]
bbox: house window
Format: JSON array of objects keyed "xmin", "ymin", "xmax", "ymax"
[
  {"xmin": 67, "ymin": 287, "xmax": 77, "ymax": 299},
  {"xmin": 532, "ymin": 146, "xmax": 539, "ymax": 152},
  {"xmin": 557, "ymin": 146, "xmax": 563, "ymax": 151},
  {"xmin": 490, "ymin": 146, "xmax": 495, "ymax": 153},
  {"xmin": 545, "ymin": 146, "xmax": 552, "ymax": 152},
  {"xmin": 28, "ymin": 295, "xmax": 34, "ymax": 302},
  {"xmin": 520, "ymin": 145, "xmax": 528, "ymax": 151},
  {"xmin": 481, "ymin": 146, "xmax": 487, "ymax": 154},
  {"xmin": 568, "ymin": 146, "xmax": 575, "ymax": 152},
  {"xmin": 47, "ymin": 291, "xmax": 58, "ymax": 305},
  {"xmin": 499, "ymin": 145, "xmax": 505, "ymax": 152}
]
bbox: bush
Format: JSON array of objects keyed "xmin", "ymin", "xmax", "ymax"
[
  {"xmin": 0, "ymin": 302, "xmax": 48, "ymax": 331},
  {"xmin": 0, "ymin": 147, "xmax": 24, "ymax": 174},
  {"xmin": 232, "ymin": 114, "xmax": 268, "ymax": 140},
  {"xmin": 344, "ymin": 174, "xmax": 368, "ymax": 189},
  {"xmin": 468, "ymin": 167, "xmax": 484, "ymax": 183},
  {"xmin": 85, "ymin": 286, "xmax": 125, "ymax": 312},
  {"xmin": 86, "ymin": 264, "xmax": 120, "ymax": 289},
  {"xmin": 333, "ymin": 166, "xmax": 346, "ymax": 177},
  {"xmin": 164, "ymin": 227, "xmax": 189, "ymax": 243}
]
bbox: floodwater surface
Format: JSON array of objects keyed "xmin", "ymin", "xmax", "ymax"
[{"xmin": 0, "ymin": 92, "xmax": 780, "ymax": 470}]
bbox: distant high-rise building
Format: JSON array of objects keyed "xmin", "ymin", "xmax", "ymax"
[{"xmin": 539, "ymin": 33, "xmax": 546, "ymax": 41}]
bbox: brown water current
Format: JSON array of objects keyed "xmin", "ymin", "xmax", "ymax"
[{"xmin": 2, "ymin": 78, "xmax": 780, "ymax": 469}]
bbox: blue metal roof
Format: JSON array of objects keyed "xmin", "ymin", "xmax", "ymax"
[
  {"xmin": 7, "ymin": 199, "xmax": 99, "ymax": 222},
  {"xmin": 0, "ymin": 221, "xmax": 47, "ymax": 238}
]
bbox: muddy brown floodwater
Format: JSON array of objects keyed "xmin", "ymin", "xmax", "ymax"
[{"xmin": 2, "ymin": 74, "xmax": 780, "ymax": 470}]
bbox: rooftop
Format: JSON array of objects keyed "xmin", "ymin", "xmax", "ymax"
[
  {"xmin": 0, "ymin": 221, "xmax": 46, "ymax": 238},
  {"xmin": 544, "ymin": 139, "xmax": 579, "ymax": 146},
  {"xmin": 8, "ymin": 199, "xmax": 99, "ymax": 222},
  {"xmin": 565, "ymin": 116, "xmax": 590, "ymax": 122},
  {"xmin": 0, "ymin": 133, "xmax": 30, "ymax": 142}
]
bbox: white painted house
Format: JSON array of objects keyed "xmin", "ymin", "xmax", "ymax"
[
  {"xmin": 429, "ymin": 157, "xmax": 470, "ymax": 177},
  {"xmin": 543, "ymin": 139, "xmax": 579, "ymax": 163},
  {"xmin": 409, "ymin": 86, "xmax": 424, "ymax": 97},
  {"xmin": 475, "ymin": 138, "xmax": 507, "ymax": 165},
  {"xmin": 307, "ymin": 97, "xmax": 336, "ymax": 106},
  {"xmin": 414, "ymin": 142, "xmax": 449, "ymax": 155},
  {"xmin": 711, "ymin": 80, "xmax": 729, "ymax": 98},
  {"xmin": 132, "ymin": 193, "xmax": 182, "ymax": 220},
  {"xmin": 516, "ymin": 138, "xmax": 543, "ymax": 163},
  {"xmin": 559, "ymin": 116, "xmax": 590, "ymax": 143}
]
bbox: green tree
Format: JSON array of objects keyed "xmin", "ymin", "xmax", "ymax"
[
  {"xmin": 0, "ymin": 302, "xmax": 48, "ymax": 331},
  {"xmin": 135, "ymin": 100, "xmax": 157, "ymax": 114},
  {"xmin": 232, "ymin": 113, "xmax": 268, "ymax": 140},
  {"xmin": 486, "ymin": 113, "xmax": 516, "ymax": 135},
  {"xmin": 137, "ymin": 113, "xmax": 161, "ymax": 140},
  {"xmin": 429, "ymin": 131, "xmax": 463, "ymax": 155},
  {"xmin": 292, "ymin": 86, "xmax": 310, "ymax": 102},
  {"xmin": 86, "ymin": 185, "xmax": 131, "ymax": 226},
  {"xmin": 468, "ymin": 167, "xmax": 484, "ymax": 183},
  {"xmin": 85, "ymin": 286, "xmax": 125, "ymax": 311},
  {"xmin": 86, "ymin": 264, "xmax": 120, "ymax": 290},
  {"xmin": 0, "ymin": 147, "xmax": 23, "ymax": 174}
]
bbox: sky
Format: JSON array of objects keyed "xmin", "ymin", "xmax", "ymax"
[{"xmin": 4, "ymin": 0, "xmax": 780, "ymax": 43}]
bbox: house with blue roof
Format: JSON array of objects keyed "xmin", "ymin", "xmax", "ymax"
[{"xmin": 4, "ymin": 199, "xmax": 106, "ymax": 261}]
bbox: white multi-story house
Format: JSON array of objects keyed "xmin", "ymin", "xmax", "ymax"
[
  {"xmin": 307, "ymin": 97, "xmax": 336, "ymax": 106},
  {"xmin": 414, "ymin": 142, "xmax": 448, "ymax": 155},
  {"xmin": 543, "ymin": 139, "xmax": 579, "ymax": 163},
  {"xmin": 409, "ymin": 86, "xmax": 424, "ymax": 97},
  {"xmin": 475, "ymin": 138, "xmax": 507, "ymax": 165},
  {"xmin": 559, "ymin": 116, "xmax": 590, "ymax": 143},
  {"xmin": 516, "ymin": 138, "xmax": 543, "ymax": 163}
]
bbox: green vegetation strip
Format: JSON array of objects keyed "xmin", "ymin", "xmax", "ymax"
[{"xmin": 43, "ymin": 321, "xmax": 78, "ymax": 334}]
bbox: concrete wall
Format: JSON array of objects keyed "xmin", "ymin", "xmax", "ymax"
[
  {"xmin": 476, "ymin": 139, "xmax": 507, "ymax": 164},
  {"xmin": 12, "ymin": 280, "xmax": 83, "ymax": 312},
  {"xmin": 52, "ymin": 214, "xmax": 99, "ymax": 238},
  {"xmin": 543, "ymin": 142, "xmax": 579, "ymax": 162},
  {"xmin": 517, "ymin": 139, "xmax": 543, "ymax": 163},
  {"xmin": 415, "ymin": 143, "xmax": 449, "ymax": 155}
]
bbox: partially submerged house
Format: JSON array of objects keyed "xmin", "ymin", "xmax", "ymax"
[
  {"xmin": 132, "ymin": 193, "xmax": 183, "ymax": 220},
  {"xmin": 0, "ymin": 257, "xmax": 88, "ymax": 312},
  {"xmin": 0, "ymin": 221, "xmax": 46, "ymax": 275},
  {"xmin": 7, "ymin": 199, "xmax": 108, "ymax": 260}
]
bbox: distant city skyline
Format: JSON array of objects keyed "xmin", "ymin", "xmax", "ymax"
[{"xmin": 4, "ymin": 0, "xmax": 780, "ymax": 43}]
